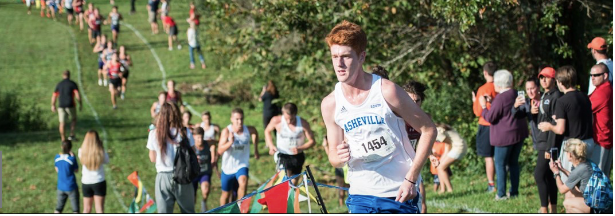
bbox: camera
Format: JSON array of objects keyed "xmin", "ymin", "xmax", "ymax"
[{"xmin": 517, "ymin": 90, "xmax": 525, "ymax": 98}]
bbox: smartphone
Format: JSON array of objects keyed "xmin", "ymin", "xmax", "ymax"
[
  {"xmin": 550, "ymin": 147, "xmax": 559, "ymax": 161},
  {"xmin": 518, "ymin": 90, "xmax": 525, "ymax": 98}
]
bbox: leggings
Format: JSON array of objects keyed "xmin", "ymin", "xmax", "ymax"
[{"xmin": 534, "ymin": 150, "xmax": 557, "ymax": 207}]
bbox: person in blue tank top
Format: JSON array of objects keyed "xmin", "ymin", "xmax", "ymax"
[
  {"xmin": 55, "ymin": 140, "xmax": 80, "ymax": 213},
  {"xmin": 320, "ymin": 20, "xmax": 437, "ymax": 214}
]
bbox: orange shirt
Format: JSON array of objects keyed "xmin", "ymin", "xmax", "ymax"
[
  {"xmin": 430, "ymin": 141, "xmax": 447, "ymax": 175},
  {"xmin": 472, "ymin": 82, "xmax": 498, "ymax": 126}
]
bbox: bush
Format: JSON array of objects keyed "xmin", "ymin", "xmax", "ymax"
[{"xmin": 0, "ymin": 90, "xmax": 48, "ymax": 132}]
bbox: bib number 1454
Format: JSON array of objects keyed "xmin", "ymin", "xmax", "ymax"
[{"xmin": 361, "ymin": 136, "xmax": 388, "ymax": 153}]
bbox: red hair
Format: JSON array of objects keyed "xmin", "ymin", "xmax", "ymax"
[{"xmin": 325, "ymin": 20, "xmax": 367, "ymax": 55}]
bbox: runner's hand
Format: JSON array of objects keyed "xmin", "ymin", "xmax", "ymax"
[
  {"xmin": 269, "ymin": 146, "xmax": 277, "ymax": 155},
  {"xmin": 337, "ymin": 142, "xmax": 350, "ymax": 163},
  {"xmin": 395, "ymin": 180, "xmax": 417, "ymax": 203}
]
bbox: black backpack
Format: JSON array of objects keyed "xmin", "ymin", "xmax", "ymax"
[{"xmin": 172, "ymin": 128, "xmax": 201, "ymax": 184}]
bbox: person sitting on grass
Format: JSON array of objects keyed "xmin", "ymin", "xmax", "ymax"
[{"xmin": 55, "ymin": 140, "xmax": 80, "ymax": 213}]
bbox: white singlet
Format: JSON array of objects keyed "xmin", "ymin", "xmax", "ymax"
[
  {"xmin": 221, "ymin": 125, "xmax": 250, "ymax": 174},
  {"xmin": 200, "ymin": 122, "xmax": 216, "ymax": 141},
  {"xmin": 334, "ymin": 74, "xmax": 413, "ymax": 197},
  {"xmin": 276, "ymin": 115, "xmax": 305, "ymax": 155}
]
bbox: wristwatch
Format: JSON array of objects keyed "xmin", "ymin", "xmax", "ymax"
[{"xmin": 553, "ymin": 173, "xmax": 560, "ymax": 178}]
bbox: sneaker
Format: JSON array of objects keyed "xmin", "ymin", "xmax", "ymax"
[
  {"xmin": 169, "ymin": 47, "xmax": 173, "ymax": 51},
  {"xmin": 121, "ymin": 92, "xmax": 125, "ymax": 100},
  {"xmin": 177, "ymin": 44, "xmax": 182, "ymax": 50},
  {"xmin": 104, "ymin": 79, "xmax": 108, "ymax": 86},
  {"xmin": 113, "ymin": 105, "xmax": 117, "ymax": 109},
  {"xmin": 495, "ymin": 195, "xmax": 508, "ymax": 201},
  {"xmin": 98, "ymin": 79, "xmax": 103, "ymax": 86},
  {"xmin": 67, "ymin": 135, "xmax": 76, "ymax": 141},
  {"xmin": 487, "ymin": 185, "xmax": 495, "ymax": 193},
  {"xmin": 190, "ymin": 63, "xmax": 195, "ymax": 69}
]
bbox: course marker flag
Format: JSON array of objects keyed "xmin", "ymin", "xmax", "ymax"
[{"xmin": 127, "ymin": 171, "xmax": 157, "ymax": 213}]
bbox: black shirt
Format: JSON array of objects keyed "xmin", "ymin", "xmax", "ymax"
[
  {"xmin": 149, "ymin": 0, "xmax": 160, "ymax": 12},
  {"xmin": 532, "ymin": 89, "xmax": 564, "ymax": 150},
  {"xmin": 554, "ymin": 90, "xmax": 593, "ymax": 140},
  {"xmin": 261, "ymin": 91, "xmax": 279, "ymax": 116},
  {"xmin": 54, "ymin": 79, "xmax": 79, "ymax": 108}
]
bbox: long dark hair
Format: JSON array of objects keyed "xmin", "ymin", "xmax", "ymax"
[
  {"xmin": 155, "ymin": 102, "xmax": 185, "ymax": 164},
  {"xmin": 265, "ymin": 80, "xmax": 278, "ymax": 97}
]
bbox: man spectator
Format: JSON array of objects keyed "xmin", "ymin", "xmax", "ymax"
[
  {"xmin": 587, "ymin": 37, "xmax": 613, "ymax": 95},
  {"xmin": 51, "ymin": 70, "xmax": 82, "ymax": 141},
  {"xmin": 531, "ymin": 67, "xmax": 563, "ymax": 213},
  {"xmin": 538, "ymin": 66, "xmax": 594, "ymax": 183},
  {"xmin": 588, "ymin": 63, "xmax": 612, "ymax": 177},
  {"xmin": 471, "ymin": 61, "xmax": 498, "ymax": 192},
  {"xmin": 147, "ymin": 0, "xmax": 160, "ymax": 34},
  {"xmin": 511, "ymin": 77, "xmax": 542, "ymax": 150}
]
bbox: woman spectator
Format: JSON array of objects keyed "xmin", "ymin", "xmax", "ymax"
[
  {"xmin": 434, "ymin": 123, "xmax": 467, "ymax": 193},
  {"xmin": 259, "ymin": 80, "xmax": 280, "ymax": 130},
  {"xmin": 182, "ymin": 111, "xmax": 195, "ymax": 129},
  {"xmin": 79, "ymin": 130, "xmax": 109, "ymax": 213},
  {"xmin": 479, "ymin": 70, "xmax": 528, "ymax": 200},
  {"xmin": 549, "ymin": 139, "xmax": 593, "ymax": 213},
  {"xmin": 146, "ymin": 102, "xmax": 195, "ymax": 213}
]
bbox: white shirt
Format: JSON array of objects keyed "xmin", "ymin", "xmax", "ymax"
[
  {"xmin": 221, "ymin": 125, "xmax": 250, "ymax": 174},
  {"xmin": 187, "ymin": 28, "xmax": 198, "ymax": 47},
  {"xmin": 78, "ymin": 148, "xmax": 109, "ymax": 184},
  {"xmin": 276, "ymin": 115, "xmax": 305, "ymax": 155},
  {"xmin": 146, "ymin": 128, "xmax": 195, "ymax": 173},
  {"xmin": 200, "ymin": 122, "xmax": 216, "ymax": 141},
  {"xmin": 588, "ymin": 58, "xmax": 613, "ymax": 95},
  {"xmin": 334, "ymin": 74, "xmax": 413, "ymax": 197}
]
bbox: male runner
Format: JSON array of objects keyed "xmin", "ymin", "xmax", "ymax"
[
  {"xmin": 103, "ymin": 53, "xmax": 123, "ymax": 109},
  {"xmin": 105, "ymin": 6, "xmax": 123, "ymax": 43},
  {"xmin": 217, "ymin": 108, "xmax": 259, "ymax": 205},
  {"xmin": 264, "ymin": 103, "xmax": 315, "ymax": 185},
  {"xmin": 320, "ymin": 20, "xmax": 436, "ymax": 213}
]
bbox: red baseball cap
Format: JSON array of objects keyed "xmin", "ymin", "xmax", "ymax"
[
  {"xmin": 587, "ymin": 37, "xmax": 607, "ymax": 50},
  {"xmin": 538, "ymin": 67, "xmax": 556, "ymax": 78}
]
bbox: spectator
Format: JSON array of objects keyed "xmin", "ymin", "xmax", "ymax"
[
  {"xmin": 586, "ymin": 37, "xmax": 613, "ymax": 95},
  {"xmin": 150, "ymin": 91, "xmax": 167, "ymax": 119},
  {"xmin": 166, "ymin": 80, "xmax": 185, "ymax": 113},
  {"xmin": 434, "ymin": 124, "xmax": 467, "ymax": 194},
  {"xmin": 538, "ymin": 66, "xmax": 594, "ymax": 183},
  {"xmin": 54, "ymin": 140, "xmax": 80, "ymax": 213},
  {"xmin": 428, "ymin": 140, "xmax": 450, "ymax": 193},
  {"xmin": 472, "ymin": 61, "xmax": 499, "ymax": 192},
  {"xmin": 186, "ymin": 20, "xmax": 206, "ymax": 69},
  {"xmin": 532, "ymin": 67, "xmax": 563, "ymax": 213},
  {"xmin": 371, "ymin": 65, "xmax": 389, "ymax": 79},
  {"xmin": 147, "ymin": 0, "xmax": 160, "ymax": 34},
  {"xmin": 479, "ymin": 69, "xmax": 529, "ymax": 200},
  {"xmin": 549, "ymin": 139, "xmax": 593, "ymax": 213},
  {"xmin": 163, "ymin": 15, "xmax": 181, "ymax": 51},
  {"xmin": 182, "ymin": 111, "xmax": 195, "ymax": 129},
  {"xmin": 147, "ymin": 102, "xmax": 196, "ymax": 213},
  {"xmin": 188, "ymin": 1, "xmax": 200, "ymax": 28},
  {"xmin": 51, "ymin": 70, "xmax": 82, "ymax": 141},
  {"xmin": 511, "ymin": 77, "xmax": 542, "ymax": 150},
  {"xmin": 79, "ymin": 130, "xmax": 109, "ymax": 213},
  {"xmin": 259, "ymin": 80, "xmax": 280, "ymax": 130},
  {"xmin": 588, "ymin": 63, "xmax": 612, "ymax": 177}
]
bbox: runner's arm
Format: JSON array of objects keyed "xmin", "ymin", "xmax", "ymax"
[
  {"xmin": 264, "ymin": 116, "xmax": 279, "ymax": 150},
  {"xmin": 248, "ymin": 126, "xmax": 260, "ymax": 159},
  {"xmin": 217, "ymin": 128, "xmax": 233, "ymax": 155},
  {"xmin": 296, "ymin": 118, "xmax": 315, "ymax": 151},
  {"xmin": 321, "ymin": 93, "xmax": 346, "ymax": 168},
  {"xmin": 381, "ymin": 79, "xmax": 436, "ymax": 187}
]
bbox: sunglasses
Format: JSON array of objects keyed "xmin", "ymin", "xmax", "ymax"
[{"xmin": 590, "ymin": 73, "xmax": 605, "ymax": 77}]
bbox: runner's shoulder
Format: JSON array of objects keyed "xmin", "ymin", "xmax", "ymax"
[{"xmin": 321, "ymin": 91, "xmax": 336, "ymax": 110}]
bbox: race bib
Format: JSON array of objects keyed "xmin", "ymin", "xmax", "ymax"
[{"xmin": 351, "ymin": 129, "xmax": 396, "ymax": 163}]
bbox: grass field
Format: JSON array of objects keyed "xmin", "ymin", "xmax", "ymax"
[{"xmin": 1, "ymin": 0, "xmax": 569, "ymax": 213}]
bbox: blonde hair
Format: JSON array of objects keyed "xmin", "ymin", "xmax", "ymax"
[
  {"xmin": 80, "ymin": 130, "xmax": 106, "ymax": 170},
  {"xmin": 564, "ymin": 138, "xmax": 587, "ymax": 162}
]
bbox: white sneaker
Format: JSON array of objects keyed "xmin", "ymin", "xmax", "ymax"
[
  {"xmin": 121, "ymin": 92, "xmax": 125, "ymax": 100},
  {"xmin": 177, "ymin": 44, "xmax": 182, "ymax": 50},
  {"xmin": 98, "ymin": 79, "xmax": 102, "ymax": 86},
  {"xmin": 169, "ymin": 47, "xmax": 173, "ymax": 51},
  {"xmin": 103, "ymin": 79, "xmax": 108, "ymax": 86}
]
